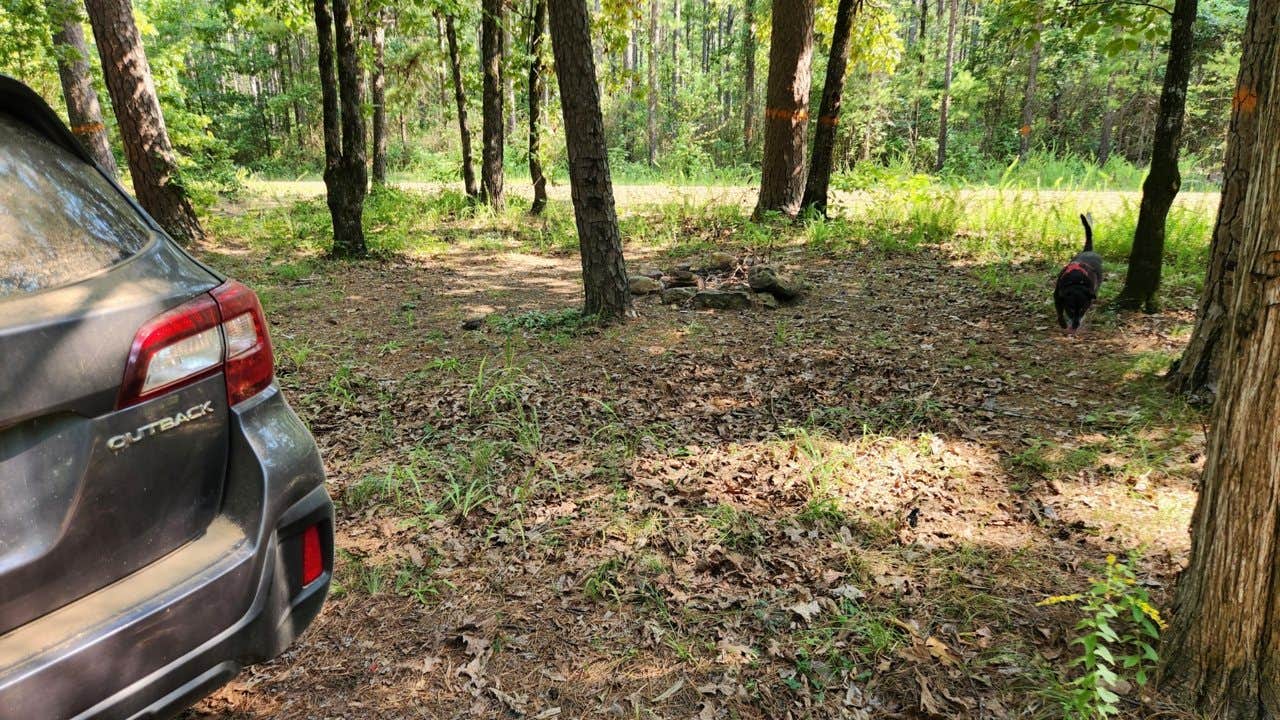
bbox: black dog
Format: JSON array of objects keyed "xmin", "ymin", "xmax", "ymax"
[{"xmin": 1054, "ymin": 214, "xmax": 1103, "ymax": 334}]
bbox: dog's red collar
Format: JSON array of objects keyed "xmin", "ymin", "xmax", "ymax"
[{"xmin": 1060, "ymin": 261, "xmax": 1089, "ymax": 278}]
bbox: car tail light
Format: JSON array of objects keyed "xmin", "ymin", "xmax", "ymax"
[
  {"xmin": 117, "ymin": 280, "xmax": 275, "ymax": 408},
  {"xmin": 210, "ymin": 280, "xmax": 274, "ymax": 405},
  {"xmin": 300, "ymin": 524, "xmax": 324, "ymax": 585}
]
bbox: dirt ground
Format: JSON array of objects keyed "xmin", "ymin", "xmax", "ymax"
[{"xmin": 185, "ymin": 186, "xmax": 1203, "ymax": 719}]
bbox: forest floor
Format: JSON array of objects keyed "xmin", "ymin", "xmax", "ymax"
[{"xmin": 185, "ymin": 182, "xmax": 1209, "ymax": 719}]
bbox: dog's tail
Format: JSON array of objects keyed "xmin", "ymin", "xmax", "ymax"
[{"xmin": 1080, "ymin": 213, "xmax": 1094, "ymax": 252}]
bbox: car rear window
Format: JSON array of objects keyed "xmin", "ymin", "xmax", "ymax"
[{"xmin": 0, "ymin": 113, "xmax": 151, "ymax": 299}]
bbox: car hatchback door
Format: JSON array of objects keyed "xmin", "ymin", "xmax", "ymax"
[{"xmin": 0, "ymin": 110, "xmax": 234, "ymax": 637}]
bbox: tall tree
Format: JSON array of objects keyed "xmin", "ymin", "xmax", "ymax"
[
  {"xmin": 48, "ymin": 0, "xmax": 117, "ymax": 177},
  {"xmin": 528, "ymin": 0, "xmax": 548, "ymax": 214},
  {"xmin": 83, "ymin": 0, "xmax": 204, "ymax": 243},
  {"xmin": 480, "ymin": 0, "xmax": 505, "ymax": 209},
  {"xmin": 369, "ymin": 10, "xmax": 388, "ymax": 187},
  {"xmin": 445, "ymin": 14, "xmax": 479, "ymax": 198},
  {"xmin": 546, "ymin": 0, "xmax": 631, "ymax": 321},
  {"xmin": 1097, "ymin": 75, "xmax": 1115, "ymax": 165},
  {"xmin": 1018, "ymin": 19, "xmax": 1043, "ymax": 163},
  {"xmin": 934, "ymin": 0, "xmax": 958, "ymax": 171},
  {"xmin": 647, "ymin": 0, "xmax": 659, "ymax": 166},
  {"xmin": 1116, "ymin": 0, "xmax": 1197, "ymax": 311},
  {"xmin": 505, "ymin": 24, "xmax": 517, "ymax": 136},
  {"xmin": 800, "ymin": 0, "xmax": 860, "ymax": 217},
  {"xmin": 1157, "ymin": 9, "xmax": 1280, "ymax": 712},
  {"xmin": 1169, "ymin": 0, "xmax": 1275, "ymax": 398},
  {"xmin": 313, "ymin": 0, "xmax": 368, "ymax": 257},
  {"xmin": 741, "ymin": 0, "xmax": 756, "ymax": 154},
  {"xmin": 753, "ymin": 0, "xmax": 815, "ymax": 218}
]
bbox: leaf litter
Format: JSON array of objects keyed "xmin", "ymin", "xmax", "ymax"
[{"xmin": 186, "ymin": 214, "xmax": 1203, "ymax": 719}]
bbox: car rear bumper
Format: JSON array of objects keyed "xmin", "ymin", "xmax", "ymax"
[{"xmin": 0, "ymin": 387, "xmax": 332, "ymax": 720}]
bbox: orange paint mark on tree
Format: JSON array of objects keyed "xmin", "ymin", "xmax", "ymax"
[
  {"xmin": 71, "ymin": 122, "xmax": 106, "ymax": 135},
  {"xmin": 1233, "ymin": 85, "xmax": 1258, "ymax": 114},
  {"xmin": 765, "ymin": 106, "xmax": 810, "ymax": 123},
  {"xmin": 1019, "ymin": 124, "xmax": 1031, "ymax": 136}
]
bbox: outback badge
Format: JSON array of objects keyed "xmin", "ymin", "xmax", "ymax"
[{"xmin": 107, "ymin": 401, "xmax": 216, "ymax": 452}]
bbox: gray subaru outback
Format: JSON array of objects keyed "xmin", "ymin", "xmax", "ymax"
[{"xmin": 0, "ymin": 77, "xmax": 333, "ymax": 719}]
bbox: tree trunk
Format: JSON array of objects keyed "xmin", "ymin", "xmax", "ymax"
[
  {"xmin": 1157, "ymin": 12, "xmax": 1280, "ymax": 713},
  {"xmin": 83, "ymin": 0, "xmax": 204, "ymax": 243},
  {"xmin": 1116, "ymin": 0, "xmax": 1197, "ymax": 311},
  {"xmin": 934, "ymin": 0, "xmax": 958, "ymax": 172},
  {"xmin": 741, "ymin": 0, "xmax": 756, "ymax": 155},
  {"xmin": 506, "ymin": 24, "xmax": 517, "ymax": 137},
  {"xmin": 671, "ymin": 0, "xmax": 680, "ymax": 96},
  {"xmin": 753, "ymin": 0, "xmax": 814, "ymax": 218},
  {"xmin": 647, "ymin": 0, "xmax": 659, "ymax": 166},
  {"xmin": 800, "ymin": 0, "xmax": 859, "ymax": 217},
  {"xmin": 49, "ymin": 0, "xmax": 118, "ymax": 177},
  {"xmin": 906, "ymin": 0, "xmax": 919, "ymax": 47},
  {"xmin": 370, "ymin": 12, "xmax": 388, "ymax": 187},
  {"xmin": 445, "ymin": 15, "xmax": 479, "ymax": 198},
  {"xmin": 528, "ymin": 0, "xmax": 549, "ymax": 215},
  {"xmin": 1168, "ymin": 0, "xmax": 1275, "ymax": 400},
  {"xmin": 1018, "ymin": 19, "xmax": 1043, "ymax": 163},
  {"xmin": 546, "ymin": 0, "xmax": 631, "ymax": 321},
  {"xmin": 480, "ymin": 0, "xmax": 505, "ymax": 210},
  {"xmin": 313, "ymin": 0, "xmax": 367, "ymax": 257},
  {"xmin": 1097, "ymin": 75, "xmax": 1115, "ymax": 165}
]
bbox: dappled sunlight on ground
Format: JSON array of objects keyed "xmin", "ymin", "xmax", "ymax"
[{"xmin": 186, "ymin": 185, "xmax": 1206, "ymax": 719}]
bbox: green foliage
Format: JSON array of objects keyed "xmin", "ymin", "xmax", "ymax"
[
  {"xmin": 488, "ymin": 308, "xmax": 595, "ymax": 335},
  {"xmin": 1039, "ymin": 555, "xmax": 1166, "ymax": 719}
]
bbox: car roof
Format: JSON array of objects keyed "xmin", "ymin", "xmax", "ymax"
[{"xmin": 0, "ymin": 75, "xmax": 96, "ymax": 166}]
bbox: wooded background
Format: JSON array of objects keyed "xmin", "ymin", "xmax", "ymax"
[{"xmin": 0, "ymin": 0, "xmax": 1249, "ymax": 204}]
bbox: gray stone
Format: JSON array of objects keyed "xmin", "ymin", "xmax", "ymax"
[
  {"xmin": 662, "ymin": 286, "xmax": 698, "ymax": 304},
  {"xmin": 700, "ymin": 251, "xmax": 738, "ymax": 273},
  {"xmin": 666, "ymin": 268, "xmax": 699, "ymax": 287},
  {"xmin": 748, "ymin": 265, "xmax": 779, "ymax": 292},
  {"xmin": 770, "ymin": 273, "xmax": 806, "ymax": 301},
  {"xmin": 759, "ymin": 293, "xmax": 781, "ymax": 309},
  {"xmin": 629, "ymin": 275, "xmax": 664, "ymax": 295},
  {"xmin": 630, "ymin": 263, "xmax": 664, "ymax": 280},
  {"xmin": 691, "ymin": 290, "xmax": 752, "ymax": 310}
]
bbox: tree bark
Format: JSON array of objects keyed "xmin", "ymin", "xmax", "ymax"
[
  {"xmin": 671, "ymin": 0, "xmax": 681, "ymax": 97},
  {"xmin": 480, "ymin": 0, "xmax": 505, "ymax": 209},
  {"xmin": 647, "ymin": 0, "xmax": 659, "ymax": 166},
  {"xmin": 48, "ymin": 0, "xmax": 118, "ymax": 177},
  {"xmin": 1097, "ymin": 75, "xmax": 1115, "ymax": 165},
  {"xmin": 800, "ymin": 0, "xmax": 860, "ymax": 217},
  {"xmin": 546, "ymin": 0, "xmax": 632, "ymax": 321},
  {"xmin": 445, "ymin": 14, "xmax": 479, "ymax": 198},
  {"xmin": 1018, "ymin": 19, "xmax": 1043, "ymax": 163},
  {"xmin": 934, "ymin": 0, "xmax": 958, "ymax": 172},
  {"xmin": 1157, "ymin": 10, "xmax": 1280, "ymax": 713},
  {"xmin": 505, "ymin": 24, "xmax": 517, "ymax": 137},
  {"xmin": 1168, "ymin": 0, "xmax": 1275, "ymax": 399},
  {"xmin": 753, "ymin": 0, "xmax": 814, "ymax": 218},
  {"xmin": 1116, "ymin": 0, "xmax": 1197, "ymax": 311},
  {"xmin": 741, "ymin": 0, "xmax": 756, "ymax": 155},
  {"xmin": 83, "ymin": 0, "xmax": 204, "ymax": 243},
  {"xmin": 314, "ymin": 0, "xmax": 367, "ymax": 257},
  {"xmin": 528, "ymin": 0, "xmax": 548, "ymax": 215},
  {"xmin": 370, "ymin": 11, "xmax": 388, "ymax": 187}
]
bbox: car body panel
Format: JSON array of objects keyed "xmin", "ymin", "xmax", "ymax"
[{"xmin": 0, "ymin": 75, "xmax": 333, "ymax": 719}]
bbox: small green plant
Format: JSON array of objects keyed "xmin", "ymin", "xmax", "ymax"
[
  {"xmin": 583, "ymin": 557, "xmax": 625, "ymax": 603},
  {"xmin": 488, "ymin": 308, "xmax": 595, "ymax": 335},
  {"xmin": 706, "ymin": 503, "xmax": 764, "ymax": 550},
  {"xmin": 1039, "ymin": 554, "xmax": 1166, "ymax": 719}
]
